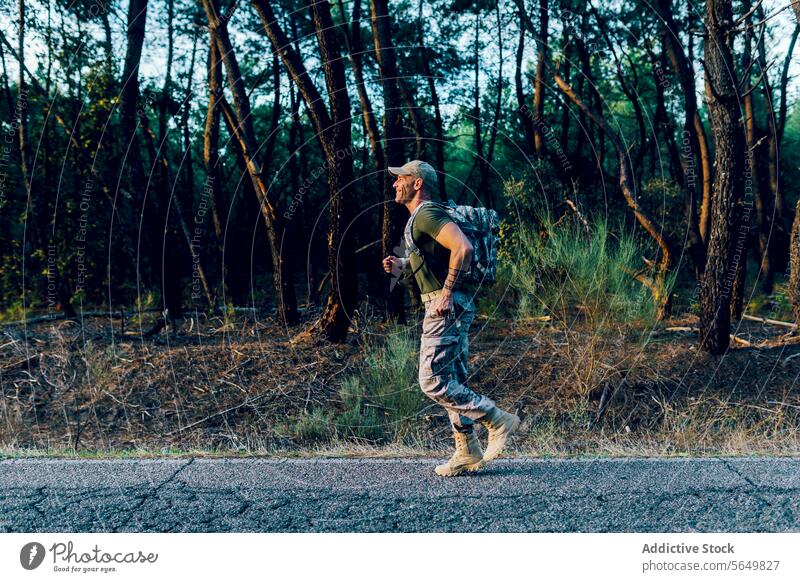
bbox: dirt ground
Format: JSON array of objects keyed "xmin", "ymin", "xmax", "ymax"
[{"xmin": 2, "ymin": 306, "xmax": 800, "ymax": 456}]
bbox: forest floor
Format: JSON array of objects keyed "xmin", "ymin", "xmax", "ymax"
[{"xmin": 2, "ymin": 304, "xmax": 800, "ymax": 458}]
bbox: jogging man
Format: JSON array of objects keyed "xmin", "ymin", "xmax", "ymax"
[{"xmin": 382, "ymin": 160, "xmax": 520, "ymax": 477}]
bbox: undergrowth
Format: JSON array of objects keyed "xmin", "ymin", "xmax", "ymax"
[{"xmin": 277, "ymin": 328, "xmax": 424, "ymax": 446}]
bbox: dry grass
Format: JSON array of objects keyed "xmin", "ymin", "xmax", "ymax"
[{"xmin": 2, "ymin": 306, "xmax": 800, "ymax": 459}]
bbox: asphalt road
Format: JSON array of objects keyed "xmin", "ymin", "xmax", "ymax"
[{"xmin": 0, "ymin": 457, "xmax": 798, "ymax": 532}]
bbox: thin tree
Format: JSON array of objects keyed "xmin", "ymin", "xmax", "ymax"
[
  {"xmin": 338, "ymin": 0, "xmax": 383, "ymax": 187},
  {"xmin": 758, "ymin": 6, "xmax": 799, "ymax": 279},
  {"xmin": 477, "ymin": 0, "xmax": 504, "ymax": 209},
  {"xmin": 118, "ymin": 0, "xmax": 150, "ymax": 294},
  {"xmin": 252, "ymin": 0, "xmax": 357, "ymax": 341},
  {"xmin": 532, "ymin": 0, "xmax": 548, "ymax": 157},
  {"xmin": 18, "ymin": 0, "xmax": 75, "ymax": 318},
  {"xmin": 784, "ymin": 0, "xmax": 800, "ymax": 325},
  {"xmin": 418, "ymin": 0, "xmax": 446, "ymax": 199},
  {"xmin": 699, "ymin": 0, "xmax": 745, "ymax": 354},
  {"xmin": 202, "ymin": 30, "xmax": 228, "ymax": 301},
  {"xmin": 202, "ymin": 0, "xmax": 299, "ymax": 326},
  {"xmin": 514, "ymin": 0, "xmax": 535, "ymax": 154},
  {"xmin": 654, "ymin": 0, "xmax": 709, "ymax": 277},
  {"xmin": 371, "ymin": 0, "xmax": 407, "ymax": 320}
]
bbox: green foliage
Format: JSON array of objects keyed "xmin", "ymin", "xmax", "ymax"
[
  {"xmin": 220, "ymin": 302, "xmax": 237, "ymax": 327},
  {"xmin": 135, "ymin": 291, "xmax": 158, "ymax": 313},
  {"xmin": 334, "ymin": 380, "xmax": 386, "ymax": 443},
  {"xmin": 745, "ymin": 279, "xmax": 794, "ymax": 322},
  {"xmin": 278, "ymin": 409, "xmax": 333, "ymax": 446},
  {"xmin": 334, "ymin": 329, "xmax": 424, "ymax": 443},
  {"xmin": 641, "ymin": 178, "xmax": 684, "ymax": 238},
  {"xmin": 276, "ymin": 329, "xmax": 423, "ymax": 446},
  {"xmin": 0, "ymin": 299, "xmax": 26, "ymax": 324},
  {"xmin": 82, "ymin": 340, "xmax": 116, "ymax": 386},
  {"xmin": 499, "ymin": 181, "xmax": 661, "ymax": 326}
]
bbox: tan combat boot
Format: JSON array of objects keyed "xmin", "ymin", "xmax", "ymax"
[
  {"xmin": 434, "ymin": 431, "xmax": 484, "ymax": 477},
  {"xmin": 480, "ymin": 407, "xmax": 521, "ymax": 461}
]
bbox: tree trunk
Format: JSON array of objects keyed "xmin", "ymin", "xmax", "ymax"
[
  {"xmin": 652, "ymin": 47, "xmax": 705, "ymax": 280},
  {"xmin": 783, "ymin": 22, "xmax": 800, "ymax": 319},
  {"xmin": 398, "ymin": 78, "xmax": 424, "ymax": 159},
  {"xmin": 514, "ymin": 0, "xmax": 535, "ymax": 156},
  {"xmin": 559, "ymin": 23, "xmax": 572, "ymax": 162},
  {"xmin": 655, "ymin": 0, "xmax": 707, "ymax": 276},
  {"xmin": 419, "ymin": 0, "xmax": 446, "ymax": 199},
  {"xmin": 310, "ymin": 0, "xmax": 359, "ymax": 340},
  {"xmin": 340, "ymin": 0, "xmax": 383, "ymax": 180},
  {"xmin": 369, "ymin": 0, "xmax": 407, "ymax": 173},
  {"xmin": 204, "ymin": 0, "xmax": 298, "ymax": 326},
  {"xmin": 99, "ymin": 8, "xmax": 113, "ymax": 74},
  {"xmin": 154, "ymin": 0, "xmax": 186, "ymax": 323},
  {"xmin": 789, "ymin": 199, "xmax": 800, "ymax": 324},
  {"xmin": 218, "ymin": 98, "xmax": 264, "ymax": 305},
  {"xmin": 286, "ymin": 84, "xmax": 314, "ymax": 305},
  {"xmin": 253, "ymin": 0, "xmax": 356, "ymax": 341},
  {"xmin": 19, "ymin": 0, "xmax": 75, "ymax": 318},
  {"xmin": 203, "ymin": 32, "xmax": 228, "ymax": 301},
  {"xmin": 0, "ymin": 36, "xmax": 13, "ymax": 117},
  {"xmin": 574, "ymin": 16, "xmax": 604, "ymax": 183},
  {"xmin": 141, "ymin": 105, "xmax": 214, "ymax": 315},
  {"xmin": 786, "ymin": 39, "xmax": 800, "ymax": 299},
  {"xmin": 532, "ymin": 0, "xmax": 548, "ymax": 157},
  {"xmin": 699, "ymin": 0, "xmax": 745, "ymax": 354},
  {"xmin": 741, "ymin": 0, "xmax": 770, "ymax": 295},
  {"xmin": 759, "ymin": 11, "xmax": 798, "ymax": 276},
  {"xmin": 337, "ymin": 0, "xmax": 385, "ymax": 301},
  {"xmin": 486, "ymin": 0, "xmax": 504, "ymax": 201},
  {"xmin": 264, "ymin": 51, "xmax": 282, "ymax": 166},
  {"xmin": 17, "ymin": 0, "xmax": 30, "ymax": 207},
  {"xmin": 181, "ymin": 30, "xmax": 203, "ymax": 307},
  {"xmin": 695, "ymin": 112, "xmax": 714, "ymax": 243},
  {"xmin": 472, "ymin": 9, "xmax": 487, "ymax": 203},
  {"xmin": 117, "ymin": 0, "xmax": 151, "ymax": 295},
  {"xmin": 371, "ymin": 0, "xmax": 407, "ymax": 321}
]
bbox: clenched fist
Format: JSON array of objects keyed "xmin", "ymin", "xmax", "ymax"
[{"xmin": 382, "ymin": 255, "xmax": 407, "ymax": 277}]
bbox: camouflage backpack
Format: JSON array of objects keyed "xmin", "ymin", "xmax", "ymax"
[{"xmin": 404, "ymin": 199, "xmax": 500, "ymax": 287}]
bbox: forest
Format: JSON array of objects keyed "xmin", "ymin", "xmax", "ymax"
[{"xmin": 2, "ymin": 0, "xmax": 800, "ymax": 454}]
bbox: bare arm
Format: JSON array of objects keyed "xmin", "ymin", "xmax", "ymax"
[{"xmin": 431, "ymin": 222, "xmax": 473, "ymax": 315}]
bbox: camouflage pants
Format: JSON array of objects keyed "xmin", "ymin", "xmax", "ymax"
[{"xmin": 419, "ymin": 291, "xmax": 496, "ymax": 433}]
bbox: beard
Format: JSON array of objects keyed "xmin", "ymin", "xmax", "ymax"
[{"xmin": 395, "ymin": 184, "xmax": 413, "ymax": 203}]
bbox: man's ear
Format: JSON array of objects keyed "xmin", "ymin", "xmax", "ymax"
[{"xmin": 413, "ymin": 177, "xmax": 423, "ymax": 191}]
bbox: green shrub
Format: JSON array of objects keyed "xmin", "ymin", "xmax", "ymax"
[
  {"xmin": 334, "ymin": 328, "xmax": 424, "ymax": 443},
  {"xmin": 334, "ymin": 377, "xmax": 386, "ymax": 442},
  {"xmin": 0, "ymin": 299, "xmax": 25, "ymax": 323},
  {"xmin": 501, "ymin": 207, "xmax": 663, "ymax": 326},
  {"xmin": 278, "ymin": 408, "xmax": 333, "ymax": 445}
]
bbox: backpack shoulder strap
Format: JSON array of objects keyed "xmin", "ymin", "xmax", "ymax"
[
  {"xmin": 405, "ymin": 200, "xmax": 438, "ymax": 257},
  {"xmin": 395, "ymin": 202, "xmax": 429, "ymax": 284}
]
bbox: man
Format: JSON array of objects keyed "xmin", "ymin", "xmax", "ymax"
[{"xmin": 382, "ymin": 160, "xmax": 520, "ymax": 477}]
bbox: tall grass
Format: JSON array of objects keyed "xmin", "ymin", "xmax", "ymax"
[
  {"xmin": 334, "ymin": 328, "xmax": 424, "ymax": 443},
  {"xmin": 280, "ymin": 328, "xmax": 425, "ymax": 446},
  {"xmin": 502, "ymin": 214, "xmax": 662, "ymax": 326}
]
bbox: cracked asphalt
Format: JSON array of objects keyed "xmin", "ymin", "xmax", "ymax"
[{"xmin": 0, "ymin": 457, "xmax": 798, "ymax": 532}]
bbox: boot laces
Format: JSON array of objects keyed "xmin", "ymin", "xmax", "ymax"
[
  {"xmin": 454, "ymin": 433, "xmax": 469, "ymax": 453},
  {"xmin": 483, "ymin": 414, "xmax": 501, "ymax": 431},
  {"xmin": 484, "ymin": 408, "xmax": 512, "ymax": 431}
]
